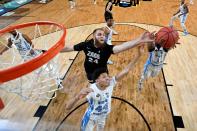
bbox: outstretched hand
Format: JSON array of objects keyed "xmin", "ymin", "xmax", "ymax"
[
  {"xmin": 78, "ymin": 88, "xmax": 93, "ymax": 99},
  {"xmin": 138, "ymin": 31, "xmax": 155, "ymax": 44}
]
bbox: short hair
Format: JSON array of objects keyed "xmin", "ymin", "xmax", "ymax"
[
  {"xmin": 93, "ymin": 28, "xmax": 104, "ymax": 35},
  {"xmin": 92, "ymin": 68, "xmax": 108, "ymax": 82}
]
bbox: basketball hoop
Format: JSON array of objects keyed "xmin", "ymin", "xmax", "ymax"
[{"xmin": 0, "ymin": 21, "xmax": 66, "ymax": 102}]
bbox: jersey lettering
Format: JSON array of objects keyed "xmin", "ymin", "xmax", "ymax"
[
  {"xmin": 95, "ymin": 100, "xmax": 108, "ymax": 113},
  {"xmin": 87, "ymin": 51, "xmax": 100, "ymax": 64},
  {"xmin": 87, "ymin": 51, "xmax": 100, "ymax": 59}
]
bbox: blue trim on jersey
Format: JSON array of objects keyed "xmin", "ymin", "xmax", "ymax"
[
  {"xmin": 143, "ymin": 52, "xmax": 152, "ymax": 74},
  {"xmin": 105, "ymin": 35, "xmax": 109, "ymax": 43},
  {"xmin": 144, "ymin": 51, "xmax": 164, "ymax": 72},
  {"xmin": 81, "ymin": 98, "xmax": 94, "ymax": 131}
]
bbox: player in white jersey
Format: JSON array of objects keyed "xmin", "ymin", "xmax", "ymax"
[
  {"xmin": 66, "ymin": 46, "xmax": 143, "ymax": 131},
  {"xmin": 137, "ymin": 34, "xmax": 174, "ymax": 91},
  {"xmin": 0, "ymin": 30, "xmax": 43, "ymax": 61},
  {"xmin": 103, "ymin": 18, "xmax": 116, "ymax": 65},
  {"xmin": 103, "ymin": 18, "xmax": 115, "ymax": 46},
  {"xmin": 169, "ymin": 0, "xmax": 189, "ymax": 36}
]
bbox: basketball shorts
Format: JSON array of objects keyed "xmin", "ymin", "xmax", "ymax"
[
  {"xmin": 86, "ymin": 67, "xmax": 109, "ymax": 83},
  {"xmin": 81, "ymin": 114, "xmax": 107, "ymax": 131},
  {"xmin": 142, "ymin": 62, "xmax": 162, "ymax": 79},
  {"xmin": 104, "ymin": 12, "xmax": 113, "ymax": 22}
]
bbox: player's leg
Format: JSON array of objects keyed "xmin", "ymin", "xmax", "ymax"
[
  {"xmin": 111, "ymin": 19, "xmax": 118, "ymax": 35},
  {"xmin": 81, "ymin": 115, "xmax": 95, "ymax": 131},
  {"xmin": 104, "ymin": 12, "xmax": 118, "ymax": 35},
  {"xmin": 85, "ymin": 119, "xmax": 95, "ymax": 131},
  {"xmin": 169, "ymin": 15, "xmax": 178, "ymax": 27},
  {"xmin": 96, "ymin": 115, "xmax": 107, "ymax": 131},
  {"xmin": 138, "ymin": 63, "xmax": 152, "ymax": 91},
  {"xmin": 180, "ymin": 15, "xmax": 188, "ymax": 35},
  {"xmin": 151, "ymin": 66, "xmax": 162, "ymax": 77},
  {"xmin": 86, "ymin": 72, "xmax": 94, "ymax": 83}
]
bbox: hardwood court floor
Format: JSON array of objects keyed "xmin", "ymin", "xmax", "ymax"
[
  {"xmin": 0, "ymin": 0, "xmax": 197, "ymax": 131},
  {"xmin": 35, "ymin": 24, "xmax": 174, "ymax": 131}
]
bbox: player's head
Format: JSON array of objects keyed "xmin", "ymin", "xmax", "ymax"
[
  {"xmin": 106, "ymin": 18, "xmax": 114, "ymax": 27},
  {"xmin": 9, "ymin": 30, "xmax": 17, "ymax": 36},
  {"xmin": 181, "ymin": 0, "xmax": 185, "ymax": 4},
  {"xmin": 93, "ymin": 28, "xmax": 105, "ymax": 45},
  {"xmin": 93, "ymin": 68, "xmax": 111, "ymax": 87}
]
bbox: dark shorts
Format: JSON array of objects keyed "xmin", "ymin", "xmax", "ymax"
[
  {"xmin": 104, "ymin": 11, "xmax": 113, "ymax": 22},
  {"xmin": 86, "ymin": 73, "xmax": 94, "ymax": 83},
  {"xmin": 85, "ymin": 68, "xmax": 109, "ymax": 83}
]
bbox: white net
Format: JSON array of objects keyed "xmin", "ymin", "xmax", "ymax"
[{"xmin": 0, "ymin": 22, "xmax": 65, "ymax": 102}]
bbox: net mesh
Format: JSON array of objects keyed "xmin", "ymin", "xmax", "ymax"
[{"xmin": 0, "ymin": 22, "xmax": 65, "ymax": 102}]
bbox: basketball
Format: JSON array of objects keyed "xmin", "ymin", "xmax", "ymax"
[{"xmin": 155, "ymin": 27, "xmax": 179, "ymax": 49}]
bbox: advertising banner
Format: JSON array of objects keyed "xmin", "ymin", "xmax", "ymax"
[{"xmin": 0, "ymin": 0, "xmax": 32, "ymax": 16}]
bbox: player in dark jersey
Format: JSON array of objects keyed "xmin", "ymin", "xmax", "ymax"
[
  {"xmin": 104, "ymin": 0, "xmax": 113, "ymax": 22},
  {"xmin": 104, "ymin": 0, "xmax": 118, "ymax": 34},
  {"xmin": 61, "ymin": 28, "xmax": 154, "ymax": 83}
]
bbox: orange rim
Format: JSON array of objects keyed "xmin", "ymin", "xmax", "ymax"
[{"xmin": 0, "ymin": 21, "xmax": 66, "ymax": 83}]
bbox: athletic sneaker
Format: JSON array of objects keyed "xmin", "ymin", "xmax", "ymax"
[{"xmin": 183, "ymin": 31, "xmax": 189, "ymax": 36}]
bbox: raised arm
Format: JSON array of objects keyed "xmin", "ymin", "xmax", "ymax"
[
  {"xmin": 61, "ymin": 41, "xmax": 86, "ymax": 53},
  {"xmin": 66, "ymin": 88, "xmax": 93, "ymax": 110},
  {"xmin": 113, "ymin": 32, "xmax": 154, "ymax": 54},
  {"xmin": 173, "ymin": 8, "xmax": 180, "ymax": 16},
  {"xmin": 115, "ymin": 46, "xmax": 143, "ymax": 81},
  {"xmin": 0, "ymin": 38, "xmax": 12, "ymax": 55},
  {"xmin": 60, "ymin": 45, "xmax": 75, "ymax": 52},
  {"xmin": 103, "ymin": 27, "xmax": 110, "ymax": 35}
]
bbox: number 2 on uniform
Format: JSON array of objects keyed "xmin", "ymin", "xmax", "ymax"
[{"xmin": 88, "ymin": 58, "xmax": 98, "ymax": 64}]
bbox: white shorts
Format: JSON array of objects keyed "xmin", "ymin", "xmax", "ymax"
[
  {"xmin": 81, "ymin": 114, "xmax": 107, "ymax": 131},
  {"xmin": 142, "ymin": 62, "xmax": 162, "ymax": 80}
]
